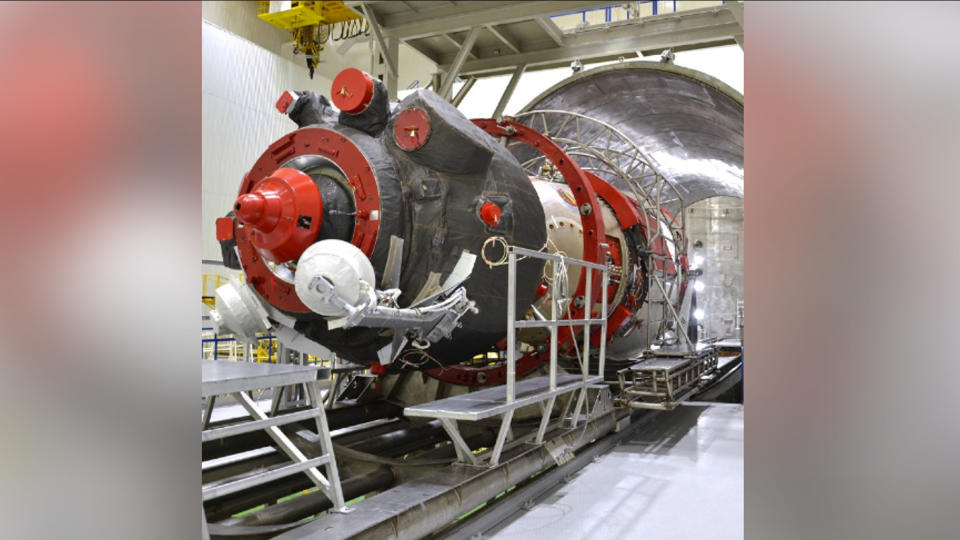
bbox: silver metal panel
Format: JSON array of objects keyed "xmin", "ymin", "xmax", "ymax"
[
  {"xmin": 404, "ymin": 374, "xmax": 601, "ymax": 421},
  {"xmin": 514, "ymin": 318, "xmax": 606, "ymax": 328},
  {"xmin": 686, "ymin": 196, "xmax": 744, "ymax": 340},
  {"xmin": 201, "ymin": 361, "xmax": 330, "ymax": 397},
  {"xmin": 519, "ymin": 62, "xmax": 743, "ymax": 212},
  {"xmin": 630, "ymin": 357, "xmax": 691, "ymax": 372}
]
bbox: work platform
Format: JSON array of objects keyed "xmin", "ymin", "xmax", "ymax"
[
  {"xmin": 404, "ymin": 245, "xmax": 611, "ymax": 466},
  {"xmin": 201, "ymin": 360, "xmax": 348, "ymax": 535},
  {"xmin": 404, "ymin": 373, "xmax": 603, "ymax": 467},
  {"xmin": 201, "ymin": 359, "xmax": 331, "ymax": 398},
  {"xmin": 405, "ymin": 373, "xmax": 601, "ymax": 422},
  {"xmin": 618, "ymin": 347, "xmax": 719, "ymax": 410}
]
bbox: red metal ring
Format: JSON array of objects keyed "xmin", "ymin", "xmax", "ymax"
[
  {"xmin": 471, "ymin": 118, "xmax": 605, "ymax": 318},
  {"xmin": 425, "ymin": 352, "xmax": 547, "ymax": 387},
  {"xmin": 237, "ymin": 127, "xmax": 382, "ymax": 313}
]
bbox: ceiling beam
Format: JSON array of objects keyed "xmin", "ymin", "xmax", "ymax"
[
  {"xmin": 485, "ymin": 24, "xmax": 521, "ymax": 55},
  {"xmin": 726, "ymin": 1, "xmax": 744, "ymax": 50},
  {"xmin": 534, "ymin": 17, "xmax": 565, "ymax": 47},
  {"xmin": 438, "ymin": 26, "xmax": 481, "ymax": 99},
  {"xmin": 360, "ymin": 2, "xmax": 397, "ymax": 79},
  {"xmin": 403, "ymin": 40, "xmax": 442, "ymax": 64},
  {"xmin": 440, "ymin": 33, "xmax": 478, "ymax": 60},
  {"xmin": 443, "ymin": 6, "xmax": 740, "ymax": 75},
  {"xmin": 375, "ymin": 1, "xmax": 615, "ymax": 40}
]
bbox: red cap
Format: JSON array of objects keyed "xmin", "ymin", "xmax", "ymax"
[
  {"xmin": 234, "ymin": 168, "xmax": 323, "ymax": 263},
  {"xmin": 393, "ymin": 107, "xmax": 431, "ymax": 151},
  {"xmin": 535, "ymin": 282, "xmax": 549, "ymax": 298},
  {"xmin": 480, "ymin": 201, "xmax": 502, "ymax": 227},
  {"xmin": 215, "ymin": 217, "xmax": 235, "ymax": 242},
  {"xmin": 275, "ymin": 91, "xmax": 297, "ymax": 114},
  {"xmin": 331, "ymin": 68, "xmax": 374, "ymax": 114}
]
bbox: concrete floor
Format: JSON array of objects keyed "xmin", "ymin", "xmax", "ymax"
[{"xmin": 489, "ymin": 402, "xmax": 744, "ymax": 540}]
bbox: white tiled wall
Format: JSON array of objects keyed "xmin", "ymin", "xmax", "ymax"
[
  {"xmin": 201, "ymin": 20, "xmax": 334, "ymax": 276},
  {"xmin": 201, "ymin": 3, "xmax": 438, "ymax": 278}
]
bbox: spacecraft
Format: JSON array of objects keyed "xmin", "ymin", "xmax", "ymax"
[{"xmin": 210, "ymin": 64, "xmax": 742, "ymax": 385}]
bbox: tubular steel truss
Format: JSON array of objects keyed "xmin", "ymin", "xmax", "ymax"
[{"xmin": 510, "ymin": 110, "xmax": 693, "ymax": 350}]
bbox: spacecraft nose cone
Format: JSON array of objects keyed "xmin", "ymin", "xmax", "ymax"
[
  {"xmin": 234, "ymin": 193, "xmax": 266, "ymax": 226},
  {"xmin": 234, "ymin": 167, "xmax": 324, "ymax": 263}
]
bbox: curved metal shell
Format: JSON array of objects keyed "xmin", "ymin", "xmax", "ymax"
[{"xmin": 519, "ymin": 61, "xmax": 743, "ymax": 209}]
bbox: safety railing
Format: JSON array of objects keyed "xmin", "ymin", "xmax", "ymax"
[
  {"xmin": 201, "ymin": 328, "xmax": 277, "ymax": 362},
  {"xmin": 505, "ymin": 245, "xmax": 609, "ymax": 403},
  {"xmin": 202, "ymin": 273, "xmax": 225, "ymax": 309}
]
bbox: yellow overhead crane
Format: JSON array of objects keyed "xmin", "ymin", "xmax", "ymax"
[{"xmin": 257, "ymin": 1, "xmax": 363, "ymax": 78}]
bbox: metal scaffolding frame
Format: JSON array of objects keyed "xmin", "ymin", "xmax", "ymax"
[
  {"xmin": 510, "ymin": 110, "xmax": 693, "ymax": 350},
  {"xmin": 404, "ymin": 246, "xmax": 607, "ymax": 466},
  {"xmin": 200, "ymin": 361, "xmax": 350, "ymax": 521}
]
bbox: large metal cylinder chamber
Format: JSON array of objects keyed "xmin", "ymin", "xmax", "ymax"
[
  {"xmin": 518, "ymin": 61, "xmax": 744, "ymax": 213},
  {"xmin": 223, "ymin": 75, "xmax": 547, "ymax": 368},
  {"xmin": 515, "ymin": 61, "xmax": 744, "ymax": 359}
]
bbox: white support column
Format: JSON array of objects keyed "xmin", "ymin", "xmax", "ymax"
[
  {"xmin": 489, "ymin": 409, "xmax": 515, "ymax": 466},
  {"xmin": 385, "ymin": 35, "xmax": 399, "ymax": 101},
  {"xmin": 439, "ymin": 418, "xmax": 479, "ymax": 465},
  {"xmin": 451, "ymin": 76, "xmax": 477, "ymax": 106},
  {"xmin": 506, "ymin": 249, "xmax": 517, "ymax": 403},
  {"xmin": 599, "ymin": 267, "xmax": 608, "ymax": 378},
  {"xmin": 549, "ymin": 255, "xmax": 559, "ymax": 392},
  {"xmin": 535, "ymin": 395, "xmax": 556, "ymax": 444},
  {"xmin": 202, "ymin": 395, "xmax": 216, "ymax": 429},
  {"xmin": 304, "ymin": 381, "xmax": 349, "ymax": 512},
  {"xmin": 361, "ymin": 2, "xmax": 398, "ymax": 99},
  {"xmin": 583, "ymin": 267, "xmax": 592, "ymax": 379}
]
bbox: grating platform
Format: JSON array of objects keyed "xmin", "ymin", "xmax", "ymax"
[
  {"xmin": 405, "ymin": 374, "xmax": 601, "ymax": 422},
  {"xmin": 629, "ymin": 357, "xmax": 691, "ymax": 372},
  {"xmin": 618, "ymin": 348, "xmax": 719, "ymax": 410},
  {"xmin": 201, "ymin": 360, "xmax": 330, "ymax": 397}
]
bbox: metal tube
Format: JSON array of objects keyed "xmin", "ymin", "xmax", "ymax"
[
  {"xmin": 549, "ymin": 256, "xmax": 558, "ymax": 392},
  {"xmin": 506, "ymin": 249, "xmax": 517, "ymax": 403},
  {"xmin": 305, "ymin": 381, "xmax": 347, "ymax": 510},
  {"xmin": 535, "ymin": 396, "xmax": 556, "ymax": 444},
  {"xmin": 360, "ymin": 2, "xmax": 397, "ymax": 80},
  {"xmin": 451, "ymin": 76, "xmax": 477, "ymax": 106},
  {"xmin": 489, "ymin": 409, "xmax": 515, "ymax": 466},
  {"xmin": 583, "ymin": 266, "xmax": 592, "ymax": 381},
  {"xmin": 439, "ymin": 26, "xmax": 480, "ymax": 98},
  {"xmin": 599, "ymin": 267, "xmax": 608, "ymax": 377},
  {"xmin": 218, "ymin": 468, "xmax": 395, "ymax": 528},
  {"xmin": 493, "ymin": 64, "xmax": 527, "ymax": 118}
]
